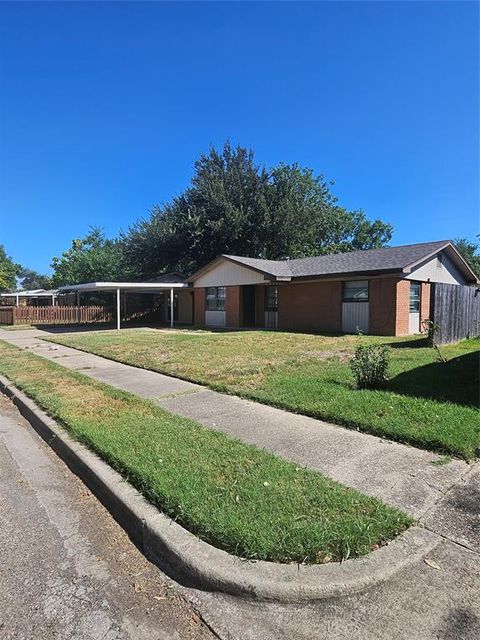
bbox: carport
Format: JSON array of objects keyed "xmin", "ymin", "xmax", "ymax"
[
  {"xmin": 58, "ymin": 281, "xmax": 191, "ymax": 329},
  {"xmin": 0, "ymin": 289, "xmax": 60, "ymax": 306}
]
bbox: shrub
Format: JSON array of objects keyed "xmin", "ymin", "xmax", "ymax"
[{"xmin": 350, "ymin": 344, "xmax": 390, "ymax": 389}]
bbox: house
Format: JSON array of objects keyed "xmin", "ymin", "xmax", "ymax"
[{"xmin": 188, "ymin": 240, "xmax": 478, "ymax": 335}]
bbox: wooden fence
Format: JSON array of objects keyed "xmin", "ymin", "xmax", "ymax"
[
  {"xmin": 0, "ymin": 305, "xmax": 114, "ymax": 326},
  {"xmin": 431, "ymin": 283, "xmax": 480, "ymax": 345}
]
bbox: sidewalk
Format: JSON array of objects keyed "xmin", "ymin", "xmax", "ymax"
[{"xmin": 0, "ymin": 327, "xmax": 473, "ymax": 520}]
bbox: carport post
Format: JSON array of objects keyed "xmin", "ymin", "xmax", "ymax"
[
  {"xmin": 170, "ymin": 288, "xmax": 174, "ymax": 328},
  {"xmin": 15, "ymin": 294, "xmax": 19, "ymax": 307},
  {"xmin": 116, "ymin": 288, "xmax": 121, "ymax": 330},
  {"xmin": 76, "ymin": 292, "xmax": 80, "ymax": 322}
]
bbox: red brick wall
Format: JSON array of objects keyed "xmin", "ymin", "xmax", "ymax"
[
  {"xmin": 420, "ymin": 282, "xmax": 431, "ymax": 328},
  {"xmin": 226, "ymin": 286, "xmax": 241, "ymax": 328},
  {"xmin": 277, "ymin": 281, "xmax": 342, "ymax": 332},
  {"xmin": 193, "ymin": 288, "xmax": 205, "ymax": 326},
  {"xmin": 369, "ymin": 278, "xmax": 399, "ymax": 335},
  {"xmin": 395, "ymin": 279, "xmax": 410, "ymax": 336}
]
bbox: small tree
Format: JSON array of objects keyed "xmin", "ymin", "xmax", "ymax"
[
  {"xmin": 350, "ymin": 344, "xmax": 390, "ymax": 389},
  {"xmin": 421, "ymin": 318, "xmax": 446, "ymax": 363}
]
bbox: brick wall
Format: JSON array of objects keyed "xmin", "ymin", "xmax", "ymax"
[
  {"xmin": 395, "ymin": 279, "xmax": 410, "ymax": 335},
  {"xmin": 420, "ymin": 282, "xmax": 431, "ymax": 328},
  {"xmin": 193, "ymin": 288, "xmax": 205, "ymax": 326},
  {"xmin": 277, "ymin": 281, "xmax": 342, "ymax": 332},
  {"xmin": 369, "ymin": 278, "xmax": 398, "ymax": 335},
  {"xmin": 226, "ymin": 286, "xmax": 241, "ymax": 327}
]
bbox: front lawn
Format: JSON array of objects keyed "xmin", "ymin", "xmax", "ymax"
[
  {"xmin": 0, "ymin": 340, "xmax": 411, "ymax": 564},
  {"xmin": 45, "ymin": 329, "xmax": 480, "ymax": 460}
]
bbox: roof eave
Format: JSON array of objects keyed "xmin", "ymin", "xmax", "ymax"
[{"xmin": 290, "ymin": 268, "xmax": 404, "ymax": 282}]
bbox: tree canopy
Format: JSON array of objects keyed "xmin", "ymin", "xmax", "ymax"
[
  {"xmin": 18, "ymin": 268, "xmax": 52, "ymax": 291},
  {"xmin": 0, "ymin": 244, "xmax": 20, "ymax": 292},
  {"xmin": 50, "ymin": 227, "xmax": 125, "ymax": 287},
  {"xmin": 122, "ymin": 142, "xmax": 393, "ymax": 277},
  {"xmin": 455, "ymin": 236, "xmax": 480, "ymax": 278}
]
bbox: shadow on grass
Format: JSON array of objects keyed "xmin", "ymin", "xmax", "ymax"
[
  {"xmin": 387, "ymin": 351, "xmax": 479, "ymax": 408},
  {"xmin": 383, "ymin": 337, "xmax": 430, "ymax": 349}
]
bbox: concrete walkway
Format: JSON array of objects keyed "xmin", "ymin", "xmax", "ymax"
[{"xmin": 0, "ymin": 328, "xmax": 474, "ymax": 520}]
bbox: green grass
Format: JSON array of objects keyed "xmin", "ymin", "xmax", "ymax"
[
  {"xmin": 45, "ymin": 329, "xmax": 480, "ymax": 460},
  {"xmin": 0, "ymin": 340, "xmax": 411, "ymax": 564}
]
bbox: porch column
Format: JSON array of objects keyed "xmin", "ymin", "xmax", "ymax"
[
  {"xmin": 116, "ymin": 288, "xmax": 121, "ymax": 330},
  {"xmin": 170, "ymin": 288, "xmax": 174, "ymax": 328}
]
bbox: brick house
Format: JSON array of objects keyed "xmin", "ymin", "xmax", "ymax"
[{"xmin": 188, "ymin": 240, "xmax": 478, "ymax": 336}]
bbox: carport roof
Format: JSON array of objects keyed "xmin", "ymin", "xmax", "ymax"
[{"xmin": 58, "ymin": 281, "xmax": 189, "ymax": 292}]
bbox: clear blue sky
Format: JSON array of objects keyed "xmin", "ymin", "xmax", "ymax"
[{"xmin": 0, "ymin": 1, "xmax": 478, "ymax": 274}]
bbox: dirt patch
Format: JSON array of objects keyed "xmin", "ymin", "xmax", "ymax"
[{"xmin": 306, "ymin": 350, "xmax": 352, "ymax": 363}]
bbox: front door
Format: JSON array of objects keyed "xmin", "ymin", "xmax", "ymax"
[{"xmin": 242, "ymin": 285, "xmax": 256, "ymax": 327}]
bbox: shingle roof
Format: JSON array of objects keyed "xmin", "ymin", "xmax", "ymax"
[
  {"xmin": 224, "ymin": 240, "xmax": 454, "ymax": 279},
  {"xmin": 286, "ymin": 240, "xmax": 451, "ymax": 277},
  {"xmin": 221, "ymin": 255, "xmax": 293, "ymax": 278}
]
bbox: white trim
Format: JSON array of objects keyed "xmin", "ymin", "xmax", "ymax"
[
  {"xmin": 58, "ymin": 281, "xmax": 188, "ymax": 292},
  {"xmin": 116, "ymin": 288, "xmax": 121, "ymax": 330}
]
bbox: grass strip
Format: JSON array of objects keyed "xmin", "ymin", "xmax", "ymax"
[
  {"xmin": 45, "ymin": 330, "xmax": 480, "ymax": 460},
  {"xmin": 0, "ymin": 340, "xmax": 411, "ymax": 564}
]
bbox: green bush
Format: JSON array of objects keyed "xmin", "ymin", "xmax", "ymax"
[{"xmin": 350, "ymin": 344, "xmax": 390, "ymax": 389}]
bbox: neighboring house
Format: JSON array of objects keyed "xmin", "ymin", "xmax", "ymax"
[{"xmin": 188, "ymin": 240, "xmax": 478, "ymax": 335}]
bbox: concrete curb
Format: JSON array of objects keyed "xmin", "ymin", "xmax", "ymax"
[{"xmin": 0, "ymin": 374, "xmax": 441, "ymax": 603}]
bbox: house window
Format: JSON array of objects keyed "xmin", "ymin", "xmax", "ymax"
[
  {"xmin": 265, "ymin": 285, "xmax": 278, "ymax": 312},
  {"xmin": 205, "ymin": 286, "xmax": 226, "ymax": 311},
  {"xmin": 342, "ymin": 280, "xmax": 369, "ymax": 302},
  {"xmin": 410, "ymin": 282, "xmax": 421, "ymax": 313}
]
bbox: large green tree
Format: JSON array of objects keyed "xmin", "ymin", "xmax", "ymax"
[
  {"xmin": 122, "ymin": 142, "xmax": 393, "ymax": 277},
  {"xmin": 0, "ymin": 244, "xmax": 20, "ymax": 292},
  {"xmin": 50, "ymin": 227, "xmax": 125, "ymax": 287},
  {"xmin": 18, "ymin": 268, "xmax": 52, "ymax": 291},
  {"xmin": 454, "ymin": 236, "xmax": 480, "ymax": 278}
]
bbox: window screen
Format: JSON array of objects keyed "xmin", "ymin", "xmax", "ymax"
[
  {"xmin": 409, "ymin": 282, "xmax": 421, "ymax": 313},
  {"xmin": 265, "ymin": 286, "xmax": 278, "ymax": 311},
  {"xmin": 205, "ymin": 287, "xmax": 226, "ymax": 311},
  {"xmin": 342, "ymin": 280, "xmax": 369, "ymax": 302}
]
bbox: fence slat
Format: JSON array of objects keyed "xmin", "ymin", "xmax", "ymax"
[
  {"xmin": 432, "ymin": 283, "xmax": 480, "ymax": 344},
  {"xmin": 7, "ymin": 305, "xmax": 114, "ymax": 326}
]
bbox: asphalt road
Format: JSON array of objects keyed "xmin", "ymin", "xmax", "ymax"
[{"xmin": 1, "ymin": 392, "xmax": 479, "ymax": 640}]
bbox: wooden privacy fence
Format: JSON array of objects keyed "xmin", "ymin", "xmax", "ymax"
[
  {"xmin": 0, "ymin": 305, "xmax": 114, "ymax": 326},
  {"xmin": 431, "ymin": 283, "xmax": 480, "ymax": 345}
]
